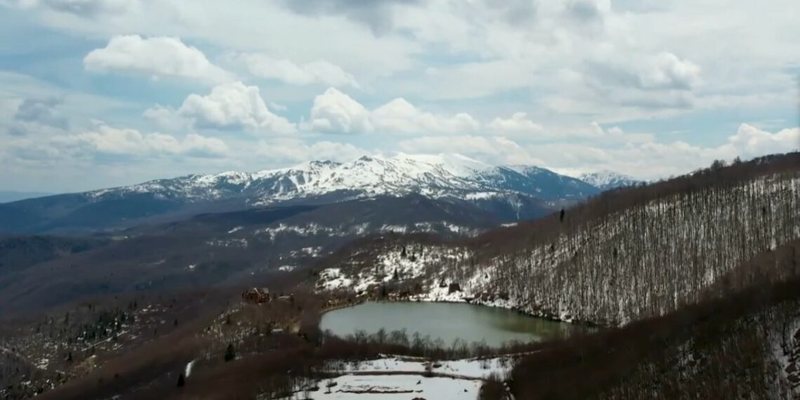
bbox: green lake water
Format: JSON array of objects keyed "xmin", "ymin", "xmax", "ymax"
[{"xmin": 319, "ymin": 301, "xmax": 581, "ymax": 347}]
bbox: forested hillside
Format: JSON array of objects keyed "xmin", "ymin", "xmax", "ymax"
[
  {"xmin": 317, "ymin": 154, "xmax": 800, "ymax": 326},
  {"xmin": 507, "ymin": 272, "xmax": 800, "ymax": 400}
]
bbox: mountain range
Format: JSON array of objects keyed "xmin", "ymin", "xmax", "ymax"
[
  {"xmin": 0, "ymin": 191, "xmax": 52, "ymax": 204},
  {"xmin": 0, "ymin": 154, "xmax": 637, "ymax": 234},
  {"xmin": 1, "ymin": 152, "xmax": 798, "ymax": 400},
  {"xmin": 578, "ymin": 170, "xmax": 642, "ymax": 190}
]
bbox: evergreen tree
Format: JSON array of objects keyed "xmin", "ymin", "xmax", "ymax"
[{"xmin": 224, "ymin": 343, "xmax": 236, "ymax": 362}]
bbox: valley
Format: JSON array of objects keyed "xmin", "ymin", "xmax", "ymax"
[
  {"xmin": 0, "ymin": 153, "xmax": 798, "ymax": 399},
  {"xmin": 2, "ymin": 1, "xmax": 798, "ymax": 397}
]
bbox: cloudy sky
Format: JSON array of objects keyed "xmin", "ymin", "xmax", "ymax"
[{"xmin": 0, "ymin": 0, "xmax": 798, "ymax": 192}]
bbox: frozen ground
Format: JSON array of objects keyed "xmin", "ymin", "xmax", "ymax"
[
  {"xmin": 327, "ymin": 356, "xmax": 512, "ymax": 379},
  {"xmin": 282, "ymin": 374, "xmax": 481, "ymax": 400},
  {"xmin": 276, "ymin": 356, "xmax": 512, "ymax": 399}
]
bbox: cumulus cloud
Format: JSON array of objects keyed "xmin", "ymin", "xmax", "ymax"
[
  {"xmin": 487, "ymin": 113, "xmax": 545, "ymax": 137},
  {"xmin": 257, "ymin": 137, "xmax": 368, "ymax": 164},
  {"xmin": 585, "ymin": 52, "xmax": 701, "ymax": 92},
  {"xmin": 727, "ymin": 124, "xmax": 799, "ymax": 158},
  {"xmin": 74, "ymin": 123, "xmax": 228, "ymax": 158},
  {"xmin": 398, "ymin": 135, "xmax": 538, "ymax": 165},
  {"xmin": 589, "ymin": 122, "xmax": 654, "ymax": 143},
  {"xmin": 304, "ymin": 87, "xmax": 373, "ymax": 134},
  {"xmin": 640, "ymin": 52, "xmax": 702, "ymax": 90},
  {"xmin": 371, "ymin": 98, "xmax": 479, "ymax": 135},
  {"xmin": 176, "ymin": 82, "xmax": 296, "ymax": 134},
  {"xmin": 235, "ymin": 53, "xmax": 359, "ymax": 88},
  {"xmin": 304, "ymin": 88, "xmax": 480, "ymax": 135},
  {"xmin": 84, "ymin": 35, "xmax": 233, "ymax": 84},
  {"xmin": 526, "ymin": 123, "xmax": 799, "ymax": 179}
]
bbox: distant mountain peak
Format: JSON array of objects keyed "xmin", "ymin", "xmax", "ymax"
[
  {"xmin": 579, "ymin": 170, "xmax": 642, "ymax": 190},
  {"xmin": 78, "ymin": 153, "xmax": 604, "ymax": 207},
  {"xmin": 0, "ymin": 153, "xmax": 606, "ymax": 233}
]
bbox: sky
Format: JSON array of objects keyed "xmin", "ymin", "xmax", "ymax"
[{"xmin": 0, "ymin": 0, "xmax": 798, "ymax": 193}]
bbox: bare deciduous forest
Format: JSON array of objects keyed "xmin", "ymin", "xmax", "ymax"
[
  {"xmin": 315, "ymin": 154, "xmax": 800, "ymax": 399},
  {"xmin": 323, "ymin": 154, "xmax": 800, "ymax": 326}
]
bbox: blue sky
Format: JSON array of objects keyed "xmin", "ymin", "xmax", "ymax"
[{"xmin": 0, "ymin": 0, "xmax": 798, "ymax": 192}]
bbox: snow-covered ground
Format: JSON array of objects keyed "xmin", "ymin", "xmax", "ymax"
[
  {"xmin": 330, "ymin": 356, "xmax": 512, "ymax": 379},
  {"xmin": 276, "ymin": 356, "xmax": 512, "ymax": 400},
  {"xmin": 317, "ymin": 173, "xmax": 800, "ymax": 326},
  {"xmin": 87, "ymin": 152, "xmax": 598, "ymax": 207},
  {"xmin": 282, "ymin": 374, "xmax": 481, "ymax": 400}
]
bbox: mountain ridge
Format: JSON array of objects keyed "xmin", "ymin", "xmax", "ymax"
[
  {"xmin": 0, "ymin": 153, "xmax": 603, "ymax": 234},
  {"xmin": 578, "ymin": 170, "xmax": 642, "ymax": 190},
  {"xmin": 86, "ymin": 153, "xmax": 600, "ymax": 204}
]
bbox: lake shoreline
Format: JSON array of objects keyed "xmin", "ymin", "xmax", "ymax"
[
  {"xmin": 319, "ymin": 300, "xmax": 587, "ymax": 349},
  {"xmin": 320, "ymin": 294, "xmax": 602, "ymax": 329}
]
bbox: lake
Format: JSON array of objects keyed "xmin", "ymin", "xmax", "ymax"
[{"xmin": 319, "ymin": 301, "xmax": 580, "ymax": 348}]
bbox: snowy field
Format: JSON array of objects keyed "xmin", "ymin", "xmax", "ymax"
[
  {"xmin": 327, "ymin": 356, "xmax": 512, "ymax": 379},
  {"xmin": 282, "ymin": 374, "xmax": 482, "ymax": 400},
  {"xmin": 276, "ymin": 356, "xmax": 513, "ymax": 399}
]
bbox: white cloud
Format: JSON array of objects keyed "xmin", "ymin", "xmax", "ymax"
[
  {"xmin": 142, "ymin": 104, "xmax": 187, "ymax": 131},
  {"xmin": 304, "ymin": 87, "xmax": 372, "ymax": 134},
  {"xmin": 589, "ymin": 122, "xmax": 654, "ymax": 143},
  {"xmin": 257, "ymin": 138, "xmax": 368, "ymax": 164},
  {"xmin": 84, "ymin": 35, "xmax": 233, "ymax": 84},
  {"xmin": 640, "ymin": 52, "xmax": 701, "ymax": 90},
  {"xmin": 728, "ymin": 124, "xmax": 800, "ymax": 159},
  {"xmin": 487, "ymin": 112, "xmax": 545, "ymax": 138},
  {"xmin": 3, "ymin": 0, "xmax": 800, "ymax": 192},
  {"xmin": 304, "ymin": 88, "xmax": 480, "ymax": 135},
  {"xmin": 235, "ymin": 53, "xmax": 359, "ymax": 88},
  {"xmin": 74, "ymin": 123, "xmax": 228, "ymax": 157},
  {"xmin": 526, "ymin": 124, "xmax": 799, "ymax": 179},
  {"xmin": 1, "ymin": 122, "xmax": 235, "ymax": 191},
  {"xmin": 371, "ymin": 98, "xmax": 479, "ymax": 135},
  {"xmin": 395, "ymin": 123, "xmax": 799, "ymax": 180},
  {"xmin": 398, "ymin": 135, "xmax": 537, "ymax": 165},
  {"xmin": 176, "ymin": 81, "xmax": 296, "ymax": 134}
]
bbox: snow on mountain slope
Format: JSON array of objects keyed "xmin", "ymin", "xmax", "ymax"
[
  {"xmin": 0, "ymin": 153, "xmax": 603, "ymax": 233},
  {"xmin": 316, "ymin": 166, "xmax": 800, "ymax": 326},
  {"xmin": 578, "ymin": 170, "xmax": 642, "ymax": 190},
  {"xmin": 89, "ymin": 153, "xmax": 600, "ymax": 205}
]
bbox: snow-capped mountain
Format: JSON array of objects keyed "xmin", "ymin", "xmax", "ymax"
[
  {"xmin": 578, "ymin": 170, "xmax": 642, "ymax": 191},
  {"xmin": 91, "ymin": 153, "xmax": 599, "ymax": 205},
  {"xmin": 0, "ymin": 154, "xmax": 600, "ymax": 234}
]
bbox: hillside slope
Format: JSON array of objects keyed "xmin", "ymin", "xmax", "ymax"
[
  {"xmin": 508, "ymin": 274, "xmax": 800, "ymax": 400},
  {"xmin": 316, "ymin": 153, "xmax": 800, "ymax": 326},
  {"xmin": 578, "ymin": 171, "xmax": 642, "ymax": 190},
  {"xmin": 0, "ymin": 193, "xmax": 552, "ymax": 315},
  {"xmin": 0, "ymin": 154, "xmax": 599, "ymax": 234}
]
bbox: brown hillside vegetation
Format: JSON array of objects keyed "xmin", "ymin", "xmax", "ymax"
[
  {"xmin": 318, "ymin": 152, "xmax": 800, "ymax": 325},
  {"xmin": 507, "ymin": 270, "xmax": 800, "ymax": 399}
]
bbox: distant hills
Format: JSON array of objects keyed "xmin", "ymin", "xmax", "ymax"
[
  {"xmin": 0, "ymin": 154, "xmax": 636, "ymax": 234},
  {"xmin": 0, "ymin": 191, "xmax": 51, "ymax": 204},
  {"xmin": 578, "ymin": 170, "xmax": 643, "ymax": 190}
]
